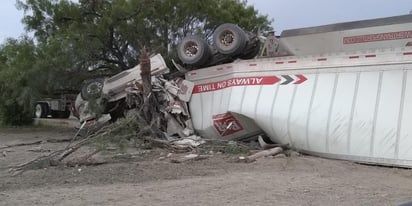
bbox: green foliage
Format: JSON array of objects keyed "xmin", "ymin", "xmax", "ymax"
[
  {"xmin": 17, "ymin": 0, "xmax": 272, "ymax": 71},
  {"xmin": 0, "ymin": 35, "xmax": 85, "ymax": 125},
  {"xmin": 0, "ymin": 38, "xmax": 38, "ymax": 125}
]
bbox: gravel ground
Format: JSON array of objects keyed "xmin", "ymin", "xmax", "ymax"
[{"xmin": 1, "ymin": 124, "xmax": 412, "ymax": 206}]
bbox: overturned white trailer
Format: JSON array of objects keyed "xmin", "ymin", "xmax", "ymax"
[{"xmin": 183, "ymin": 15, "xmax": 412, "ymax": 167}]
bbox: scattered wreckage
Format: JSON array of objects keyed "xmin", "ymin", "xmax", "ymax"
[
  {"xmin": 76, "ymin": 15, "xmax": 412, "ymax": 168},
  {"xmin": 75, "ymin": 53, "xmax": 199, "ymax": 143},
  {"xmin": 75, "ymin": 23, "xmax": 263, "ymax": 144}
]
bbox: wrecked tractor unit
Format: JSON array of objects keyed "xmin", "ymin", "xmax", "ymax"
[{"xmin": 75, "ymin": 23, "xmax": 261, "ymax": 135}]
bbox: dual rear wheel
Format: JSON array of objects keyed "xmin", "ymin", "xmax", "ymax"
[{"xmin": 177, "ymin": 23, "xmax": 254, "ymax": 67}]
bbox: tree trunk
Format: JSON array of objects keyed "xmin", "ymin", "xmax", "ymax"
[{"xmin": 139, "ymin": 47, "xmax": 153, "ymax": 122}]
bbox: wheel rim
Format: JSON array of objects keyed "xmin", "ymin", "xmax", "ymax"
[
  {"xmin": 35, "ymin": 104, "xmax": 42, "ymax": 118},
  {"xmin": 183, "ymin": 41, "xmax": 199, "ymax": 57},
  {"xmin": 87, "ymin": 82, "xmax": 103, "ymax": 96},
  {"xmin": 219, "ymin": 30, "xmax": 236, "ymax": 48}
]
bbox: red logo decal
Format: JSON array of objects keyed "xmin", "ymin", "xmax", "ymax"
[
  {"xmin": 213, "ymin": 113, "xmax": 243, "ymax": 136},
  {"xmin": 343, "ymin": 30, "xmax": 412, "ymax": 44}
]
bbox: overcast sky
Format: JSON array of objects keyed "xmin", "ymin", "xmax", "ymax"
[{"xmin": 1, "ymin": 0, "xmax": 412, "ymax": 43}]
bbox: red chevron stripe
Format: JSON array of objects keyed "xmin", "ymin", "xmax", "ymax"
[{"xmin": 294, "ymin": 74, "xmax": 307, "ymax": 84}]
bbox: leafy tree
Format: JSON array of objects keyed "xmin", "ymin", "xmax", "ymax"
[
  {"xmin": 0, "ymin": 37, "xmax": 38, "ymax": 125},
  {"xmin": 17, "ymin": 0, "xmax": 272, "ymax": 71}
]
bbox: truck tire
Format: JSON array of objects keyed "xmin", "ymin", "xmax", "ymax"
[
  {"xmin": 213, "ymin": 23, "xmax": 247, "ymax": 56},
  {"xmin": 34, "ymin": 103, "xmax": 49, "ymax": 118},
  {"xmin": 177, "ymin": 35, "xmax": 211, "ymax": 66},
  {"xmin": 81, "ymin": 78, "xmax": 104, "ymax": 100}
]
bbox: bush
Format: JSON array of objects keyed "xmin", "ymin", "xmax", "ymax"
[{"xmin": 0, "ymin": 100, "xmax": 33, "ymax": 126}]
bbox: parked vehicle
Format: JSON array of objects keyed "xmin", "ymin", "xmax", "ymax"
[{"xmin": 34, "ymin": 94, "xmax": 76, "ymax": 119}]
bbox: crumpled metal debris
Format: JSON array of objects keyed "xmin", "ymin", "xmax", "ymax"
[
  {"xmin": 171, "ymin": 135, "xmax": 205, "ymax": 148},
  {"xmin": 74, "ymin": 53, "xmax": 202, "ymax": 148},
  {"xmin": 125, "ymin": 74, "xmax": 202, "ymax": 147}
]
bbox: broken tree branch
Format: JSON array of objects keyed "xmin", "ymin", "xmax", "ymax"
[
  {"xmin": 0, "ymin": 138, "xmax": 74, "ymax": 150},
  {"xmin": 9, "ymin": 124, "xmax": 115, "ymax": 175},
  {"xmin": 170, "ymin": 154, "xmax": 210, "ymax": 163},
  {"xmin": 0, "ymin": 141, "xmax": 42, "ymax": 149},
  {"xmin": 57, "ymin": 136, "xmax": 95, "ymax": 162},
  {"xmin": 246, "ymin": 147, "xmax": 283, "ymax": 163},
  {"xmin": 65, "ymin": 149, "xmax": 104, "ymax": 167}
]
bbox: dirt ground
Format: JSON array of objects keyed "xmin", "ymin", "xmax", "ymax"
[{"xmin": 1, "ymin": 121, "xmax": 412, "ymax": 206}]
